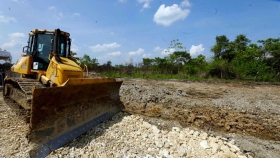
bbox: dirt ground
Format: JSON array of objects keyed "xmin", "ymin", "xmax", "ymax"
[
  {"xmin": 120, "ymin": 78, "xmax": 280, "ymax": 158},
  {"xmin": 0, "ymin": 78, "xmax": 280, "ymax": 157}
]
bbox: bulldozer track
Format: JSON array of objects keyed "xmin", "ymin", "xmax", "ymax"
[{"xmin": 3, "ymin": 77, "xmax": 45, "ymax": 123}]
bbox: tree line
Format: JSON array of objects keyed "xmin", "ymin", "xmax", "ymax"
[{"xmin": 73, "ymin": 35, "xmax": 280, "ymax": 82}]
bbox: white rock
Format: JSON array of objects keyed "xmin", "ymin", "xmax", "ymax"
[
  {"xmin": 143, "ymin": 122, "xmax": 152, "ymax": 128},
  {"xmin": 229, "ymin": 139, "xmax": 235, "ymax": 144},
  {"xmin": 238, "ymin": 155, "xmax": 247, "ymax": 158},
  {"xmin": 172, "ymin": 127, "xmax": 181, "ymax": 132},
  {"xmin": 152, "ymin": 126, "xmax": 160, "ymax": 133},
  {"xmin": 148, "ymin": 134, "xmax": 154, "ymax": 139},
  {"xmin": 147, "ymin": 147, "xmax": 153, "ymax": 152},
  {"xmin": 208, "ymin": 136, "xmax": 217, "ymax": 143},
  {"xmin": 159, "ymin": 149, "xmax": 169, "ymax": 157},
  {"xmin": 221, "ymin": 144, "xmax": 231, "ymax": 153},
  {"xmin": 200, "ymin": 132, "xmax": 208, "ymax": 139},
  {"xmin": 193, "ymin": 131, "xmax": 200, "ymax": 137},
  {"xmin": 155, "ymin": 140, "xmax": 164, "ymax": 148},
  {"xmin": 179, "ymin": 132, "xmax": 186, "ymax": 140},
  {"xmin": 209, "ymin": 141, "xmax": 219, "ymax": 153},
  {"xmin": 227, "ymin": 143, "xmax": 240, "ymax": 153},
  {"xmin": 142, "ymin": 134, "xmax": 148, "ymax": 139},
  {"xmin": 135, "ymin": 131, "xmax": 141, "ymax": 136},
  {"xmin": 178, "ymin": 144, "xmax": 187, "ymax": 156},
  {"xmin": 188, "ymin": 130, "xmax": 194, "ymax": 135},
  {"xmin": 200, "ymin": 140, "xmax": 210, "ymax": 149}
]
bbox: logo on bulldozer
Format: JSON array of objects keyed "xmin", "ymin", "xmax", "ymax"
[{"xmin": 33, "ymin": 62, "xmax": 38, "ymax": 69}]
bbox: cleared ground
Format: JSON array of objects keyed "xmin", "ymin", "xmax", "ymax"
[
  {"xmin": 0, "ymin": 78, "xmax": 280, "ymax": 157},
  {"xmin": 120, "ymin": 78, "xmax": 280, "ymax": 158}
]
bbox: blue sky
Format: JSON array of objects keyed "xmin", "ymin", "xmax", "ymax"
[{"xmin": 0, "ymin": 0, "xmax": 279, "ymax": 65}]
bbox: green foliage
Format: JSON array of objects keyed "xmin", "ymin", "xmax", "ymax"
[
  {"xmin": 74, "ymin": 36, "xmax": 280, "ymax": 83},
  {"xmin": 258, "ymin": 38, "xmax": 280, "ymax": 71},
  {"xmin": 211, "ymin": 35, "xmax": 231, "ymax": 60},
  {"xmin": 167, "ymin": 39, "xmax": 187, "ymax": 52},
  {"xmin": 79, "ymin": 54, "xmax": 99, "ymax": 70},
  {"xmin": 185, "ymin": 54, "xmax": 207, "ymax": 75},
  {"xmin": 69, "ymin": 51, "xmax": 79, "ymax": 64}
]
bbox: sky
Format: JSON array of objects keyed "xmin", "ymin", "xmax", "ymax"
[{"xmin": 0, "ymin": 0, "xmax": 279, "ymax": 65}]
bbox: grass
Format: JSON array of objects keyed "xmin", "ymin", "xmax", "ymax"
[{"xmin": 100, "ymin": 71, "xmax": 280, "ymax": 85}]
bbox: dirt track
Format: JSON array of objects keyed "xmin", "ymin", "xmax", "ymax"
[{"xmin": 0, "ymin": 78, "xmax": 280, "ymax": 157}]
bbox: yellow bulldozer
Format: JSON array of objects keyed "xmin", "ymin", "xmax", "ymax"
[{"xmin": 3, "ymin": 29, "xmax": 123, "ymax": 157}]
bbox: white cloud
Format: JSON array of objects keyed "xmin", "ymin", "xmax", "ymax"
[
  {"xmin": 57, "ymin": 12, "xmax": 64, "ymax": 19},
  {"xmin": 161, "ymin": 48, "xmax": 175, "ymax": 56},
  {"xmin": 12, "ymin": 0, "xmax": 25, "ymax": 3},
  {"xmin": 71, "ymin": 44, "xmax": 79, "ymax": 53},
  {"xmin": 0, "ymin": 13, "xmax": 17, "ymax": 23},
  {"xmin": 118, "ymin": 0, "xmax": 126, "ymax": 2},
  {"xmin": 97, "ymin": 51, "xmax": 122, "ymax": 64},
  {"xmin": 189, "ymin": 44, "xmax": 205, "ymax": 57},
  {"xmin": 2, "ymin": 40, "xmax": 18, "ymax": 48},
  {"xmin": 48, "ymin": 6, "xmax": 63, "ymax": 20},
  {"xmin": 137, "ymin": 0, "xmax": 152, "ymax": 9},
  {"xmin": 48, "ymin": 6, "xmax": 56, "ymax": 10},
  {"xmin": 129, "ymin": 48, "xmax": 145, "ymax": 56},
  {"xmin": 89, "ymin": 42, "xmax": 121, "ymax": 52},
  {"xmin": 153, "ymin": 46, "xmax": 161, "ymax": 52},
  {"xmin": 73, "ymin": 12, "xmax": 80, "ymax": 17},
  {"xmin": 181, "ymin": 0, "xmax": 191, "ymax": 7},
  {"xmin": 9, "ymin": 32, "xmax": 25, "ymax": 39},
  {"xmin": 1, "ymin": 32, "xmax": 26, "ymax": 48},
  {"xmin": 107, "ymin": 51, "xmax": 122, "ymax": 57},
  {"xmin": 142, "ymin": 53, "xmax": 151, "ymax": 58},
  {"xmin": 153, "ymin": 4, "xmax": 190, "ymax": 26},
  {"xmin": 1, "ymin": 32, "xmax": 27, "ymax": 62}
]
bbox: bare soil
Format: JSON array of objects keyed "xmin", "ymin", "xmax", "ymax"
[
  {"xmin": 0, "ymin": 78, "xmax": 280, "ymax": 158},
  {"xmin": 120, "ymin": 78, "xmax": 280, "ymax": 158}
]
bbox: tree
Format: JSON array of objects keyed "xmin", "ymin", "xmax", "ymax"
[
  {"xmin": 233, "ymin": 34, "xmax": 251, "ymax": 52},
  {"xmin": 79, "ymin": 54, "xmax": 99, "ymax": 71},
  {"xmin": 258, "ymin": 38, "xmax": 280, "ymax": 72},
  {"xmin": 208, "ymin": 58, "xmax": 228, "ymax": 79},
  {"xmin": 69, "ymin": 51, "xmax": 79, "ymax": 64},
  {"xmin": 170, "ymin": 51, "xmax": 191, "ymax": 65},
  {"xmin": 154, "ymin": 57, "xmax": 167, "ymax": 74},
  {"xmin": 142, "ymin": 58, "xmax": 154, "ymax": 67},
  {"xmin": 163, "ymin": 39, "xmax": 190, "ymax": 75},
  {"xmin": 230, "ymin": 43, "xmax": 265, "ymax": 79},
  {"xmin": 165, "ymin": 39, "xmax": 187, "ymax": 55},
  {"xmin": 211, "ymin": 35, "xmax": 234, "ymax": 63},
  {"xmin": 169, "ymin": 39, "xmax": 186, "ymax": 51},
  {"xmin": 142, "ymin": 58, "xmax": 155, "ymax": 76},
  {"xmin": 106, "ymin": 60, "xmax": 112, "ymax": 67},
  {"xmin": 166, "ymin": 51, "xmax": 191, "ymax": 75},
  {"xmin": 185, "ymin": 54, "xmax": 207, "ymax": 75}
]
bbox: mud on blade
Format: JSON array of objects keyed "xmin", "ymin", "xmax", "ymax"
[{"xmin": 29, "ymin": 81, "xmax": 123, "ymax": 158}]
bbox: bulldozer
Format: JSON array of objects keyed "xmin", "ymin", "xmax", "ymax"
[{"xmin": 2, "ymin": 29, "xmax": 123, "ymax": 158}]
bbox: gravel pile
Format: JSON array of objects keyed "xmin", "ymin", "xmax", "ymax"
[
  {"xmin": 0, "ymin": 99, "xmax": 30, "ymax": 158},
  {"xmin": 47, "ymin": 112, "xmax": 249, "ymax": 158}
]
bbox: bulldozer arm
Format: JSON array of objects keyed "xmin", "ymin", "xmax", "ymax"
[{"xmin": 28, "ymin": 80, "xmax": 123, "ymax": 157}]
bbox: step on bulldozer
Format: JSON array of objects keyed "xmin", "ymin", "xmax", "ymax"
[{"xmin": 2, "ymin": 29, "xmax": 123, "ymax": 158}]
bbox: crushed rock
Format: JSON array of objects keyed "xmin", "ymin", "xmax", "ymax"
[{"xmin": 47, "ymin": 112, "xmax": 247, "ymax": 158}]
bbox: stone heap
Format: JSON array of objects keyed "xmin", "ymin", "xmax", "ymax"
[{"xmin": 48, "ymin": 112, "xmax": 250, "ymax": 158}]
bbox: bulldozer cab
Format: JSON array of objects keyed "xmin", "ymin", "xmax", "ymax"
[{"xmin": 24, "ymin": 30, "xmax": 69, "ymax": 70}]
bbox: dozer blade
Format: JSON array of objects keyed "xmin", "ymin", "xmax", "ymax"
[{"xmin": 28, "ymin": 80, "xmax": 123, "ymax": 158}]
